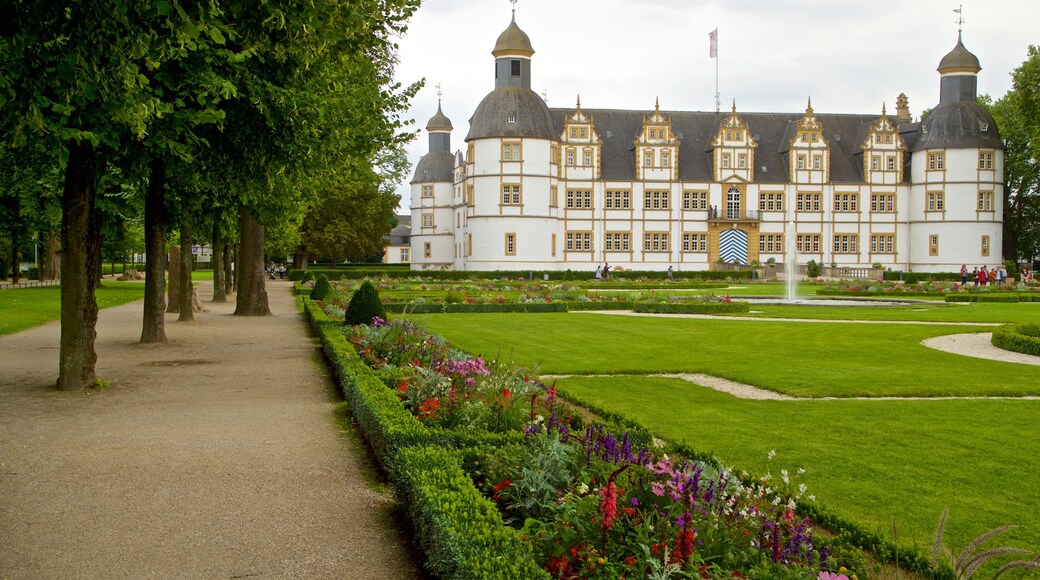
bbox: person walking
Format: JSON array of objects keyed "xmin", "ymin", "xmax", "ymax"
[
  {"xmin": 595, "ymin": 265, "xmax": 602, "ymax": 281},
  {"xmin": 960, "ymin": 264, "xmax": 968, "ymax": 286},
  {"xmin": 667, "ymin": 265, "xmax": 674, "ymax": 281},
  {"xmin": 602, "ymin": 263, "xmax": 610, "ymax": 280},
  {"xmin": 977, "ymin": 266, "xmax": 988, "ymax": 287}
]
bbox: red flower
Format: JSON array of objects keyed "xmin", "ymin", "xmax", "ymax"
[
  {"xmin": 417, "ymin": 398, "xmax": 441, "ymax": 421},
  {"xmin": 599, "ymin": 481, "xmax": 618, "ymax": 530},
  {"xmin": 624, "ymin": 555, "xmax": 638, "ymax": 567},
  {"xmin": 492, "ymin": 479, "xmax": 512, "ymax": 501},
  {"xmin": 396, "ymin": 380, "xmax": 409, "ymax": 395},
  {"xmin": 502, "ymin": 388, "xmax": 512, "ymax": 399},
  {"xmin": 623, "ymin": 507, "xmax": 636, "ymax": 516}
]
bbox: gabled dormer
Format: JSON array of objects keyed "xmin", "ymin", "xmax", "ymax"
[
  {"xmin": 711, "ymin": 101, "xmax": 758, "ymax": 182},
  {"xmin": 635, "ymin": 98, "xmax": 680, "ymax": 181},
  {"xmin": 560, "ymin": 96, "xmax": 602, "ymax": 179},
  {"xmin": 862, "ymin": 104, "xmax": 905, "ymax": 184},
  {"xmin": 788, "ymin": 98, "xmax": 830, "ymax": 183}
]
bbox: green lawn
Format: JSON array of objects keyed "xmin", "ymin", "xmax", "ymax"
[
  {"xmin": 735, "ymin": 301, "xmax": 1040, "ymax": 323},
  {"xmin": 414, "ymin": 313, "xmax": 1038, "ymax": 397},
  {"xmin": 555, "ymin": 375, "xmax": 1040, "ymax": 566},
  {"xmin": 0, "ymin": 282, "xmax": 145, "ymax": 336}
]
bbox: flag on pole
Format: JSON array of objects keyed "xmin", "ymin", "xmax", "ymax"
[{"xmin": 709, "ymin": 28, "xmax": 718, "ymax": 58}]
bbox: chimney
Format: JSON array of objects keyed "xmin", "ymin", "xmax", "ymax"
[{"xmin": 895, "ymin": 93, "xmax": 912, "ymax": 122}]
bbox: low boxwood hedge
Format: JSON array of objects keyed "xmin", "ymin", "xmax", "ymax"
[
  {"xmin": 633, "ymin": 301, "xmax": 750, "ymax": 314},
  {"xmin": 383, "ymin": 303, "xmax": 567, "ymax": 314},
  {"xmin": 944, "ymin": 293, "xmax": 1040, "ymax": 303},
  {"xmin": 991, "ymin": 322, "xmax": 1040, "ymax": 357},
  {"xmin": 309, "ymin": 268, "xmax": 750, "ymax": 282},
  {"xmin": 392, "ymin": 446, "xmax": 550, "ymax": 580}
]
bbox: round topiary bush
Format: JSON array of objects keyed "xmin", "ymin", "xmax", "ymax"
[
  {"xmin": 301, "ymin": 270, "xmax": 316, "ymax": 282},
  {"xmin": 310, "ymin": 274, "xmax": 332, "ymax": 301},
  {"xmin": 806, "ymin": 259, "xmax": 820, "ymax": 278},
  {"xmin": 345, "ymin": 280, "xmax": 386, "ymax": 326},
  {"xmin": 991, "ymin": 322, "xmax": 1040, "ymax": 357}
]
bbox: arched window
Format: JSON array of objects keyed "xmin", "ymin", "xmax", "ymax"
[{"xmin": 726, "ymin": 186, "xmax": 741, "ymax": 220}]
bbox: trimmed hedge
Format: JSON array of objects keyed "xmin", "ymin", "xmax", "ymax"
[
  {"xmin": 288, "ymin": 269, "xmax": 306, "ymax": 281},
  {"xmin": 945, "ymin": 293, "xmax": 1040, "ymax": 303},
  {"xmin": 991, "ymin": 322, "xmax": 1040, "ymax": 357},
  {"xmin": 633, "ymin": 301, "xmax": 750, "ymax": 314},
  {"xmin": 309, "ymin": 274, "xmax": 332, "ymax": 301},
  {"xmin": 315, "ymin": 268, "xmax": 751, "ymax": 282},
  {"xmin": 883, "ymin": 271, "xmax": 961, "ymax": 283},
  {"xmin": 392, "ymin": 446, "xmax": 550, "ymax": 580},
  {"xmin": 344, "ymin": 280, "xmax": 386, "ymax": 325},
  {"xmin": 816, "ymin": 289, "xmax": 945, "ymax": 298},
  {"xmin": 383, "ymin": 303, "xmax": 567, "ymax": 314}
]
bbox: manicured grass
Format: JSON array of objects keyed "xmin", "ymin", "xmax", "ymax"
[
  {"xmin": 414, "ymin": 313, "xmax": 1040, "ymax": 397},
  {"xmin": 737, "ymin": 302, "xmax": 1040, "ymax": 323},
  {"xmin": 0, "ymin": 282, "xmax": 145, "ymax": 336},
  {"xmin": 555, "ymin": 375, "xmax": 1040, "ymax": 570}
]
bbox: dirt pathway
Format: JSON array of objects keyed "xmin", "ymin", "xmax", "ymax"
[{"xmin": 0, "ymin": 280, "xmax": 421, "ymax": 579}]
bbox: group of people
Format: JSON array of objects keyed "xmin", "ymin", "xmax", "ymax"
[
  {"xmin": 595, "ymin": 264, "xmax": 677, "ymax": 281},
  {"xmin": 266, "ymin": 263, "xmax": 287, "ymax": 279},
  {"xmin": 961, "ymin": 264, "xmax": 1013, "ymax": 287}
]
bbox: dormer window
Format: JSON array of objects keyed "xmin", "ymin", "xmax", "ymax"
[
  {"xmin": 979, "ymin": 122, "xmax": 989, "ymax": 132},
  {"xmin": 507, "ymin": 114, "xmax": 516, "ymax": 123}
]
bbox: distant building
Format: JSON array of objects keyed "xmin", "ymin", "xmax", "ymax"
[
  {"xmin": 383, "ymin": 215, "xmax": 411, "ymax": 264},
  {"xmin": 410, "ymin": 15, "xmax": 1002, "ymax": 273}
]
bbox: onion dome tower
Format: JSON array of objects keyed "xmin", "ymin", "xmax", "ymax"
[
  {"xmin": 912, "ymin": 34, "xmax": 1000, "ymax": 151},
  {"xmin": 410, "ymin": 100, "xmax": 456, "ymax": 270},
  {"xmin": 412, "ymin": 103, "xmax": 454, "ymax": 183},
  {"xmin": 466, "ymin": 12, "xmax": 556, "ymax": 140}
]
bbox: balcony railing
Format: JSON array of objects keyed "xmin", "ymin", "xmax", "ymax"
[{"xmin": 709, "ymin": 208, "xmax": 760, "ymax": 221}]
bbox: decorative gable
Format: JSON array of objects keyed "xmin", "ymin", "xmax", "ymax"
[
  {"xmin": 635, "ymin": 98, "xmax": 680, "ymax": 181},
  {"xmin": 789, "ymin": 98, "xmax": 830, "ymax": 183},
  {"xmin": 560, "ymin": 96, "xmax": 602, "ymax": 178},
  {"xmin": 711, "ymin": 101, "xmax": 758, "ymax": 182},
  {"xmin": 862, "ymin": 104, "xmax": 905, "ymax": 184}
]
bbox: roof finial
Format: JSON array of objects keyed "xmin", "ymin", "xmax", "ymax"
[
  {"xmin": 731, "ymin": 98, "xmax": 737, "ymax": 114},
  {"xmin": 954, "ymin": 4, "xmax": 964, "ymax": 38},
  {"xmin": 881, "ymin": 102, "xmax": 887, "ymax": 116},
  {"xmin": 510, "ymin": 0, "xmax": 518, "ymax": 20},
  {"xmin": 655, "ymin": 96, "xmax": 660, "ymax": 112},
  {"xmin": 806, "ymin": 97, "xmax": 814, "ymax": 115},
  {"xmin": 575, "ymin": 94, "xmax": 581, "ymax": 109},
  {"xmin": 435, "ymin": 82, "xmax": 443, "ymax": 107}
]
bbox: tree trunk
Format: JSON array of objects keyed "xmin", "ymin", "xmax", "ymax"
[
  {"xmin": 92, "ymin": 218, "xmax": 103, "ymax": 288},
  {"xmin": 140, "ymin": 158, "xmax": 167, "ymax": 343},
  {"xmin": 293, "ymin": 247, "xmax": 308, "ymax": 271},
  {"xmin": 228, "ymin": 245, "xmax": 236, "ymax": 293},
  {"xmin": 9, "ymin": 229, "xmax": 18, "ymax": 283},
  {"xmin": 212, "ymin": 220, "xmax": 226, "ymax": 303},
  {"xmin": 167, "ymin": 245, "xmax": 181, "ymax": 313},
  {"xmin": 40, "ymin": 232, "xmax": 60, "ymax": 280},
  {"xmin": 178, "ymin": 215, "xmax": 194, "ymax": 321},
  {"xmin": 56, "ymin": 142, "xmax": 99, "ymax": 390},
  {"xmin": 234, "ymin": 209, "xmax": 271, "ymax": 316}
]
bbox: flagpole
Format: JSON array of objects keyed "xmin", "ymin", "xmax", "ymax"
[
  {"xmin": 715, "ymin": 48, "xmax": 720, "ymax": 114},
  {"xmin": 709, "ymin": 27, "xmax": 719, "ymax": 113}
]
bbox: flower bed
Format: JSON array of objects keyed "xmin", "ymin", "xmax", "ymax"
[{"xmin": 301, "ymin": 297, "xmax": 949, "ymax": 579}]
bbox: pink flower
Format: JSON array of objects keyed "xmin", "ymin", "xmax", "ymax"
[
  {"xmin": 817, "ymin": 572, "xmax": 849, "ymax": 580},
  {"xmin": 650, "ymin": 482, "xmax": 666, "ymax": 496},
  {"xmin": 600, "ymin": 481, "xmax": 618, "ymax": 529}
]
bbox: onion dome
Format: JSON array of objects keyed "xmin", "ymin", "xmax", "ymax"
[
  {"xmin": 411, "ymin": 152, "xmax": 454, "ymax": 184},
  {"xmin": 492, "ymin": 15, "xmax": 534, "ymax": 58},
  {"xmin": 466, "ymin": 87, "xmax": 556, "ymax": 140},
  {"xmin": 937, "ymin": 34, "xmax": 981, "ymax": 74},
  {"xmin": 426, "ymin": 104, "xmax": 453, "ymax": 132}
]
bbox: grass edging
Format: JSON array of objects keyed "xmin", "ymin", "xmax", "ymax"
[{"xmin": 634, "ymin": 301, "xmax": 750, "ymax": 314}]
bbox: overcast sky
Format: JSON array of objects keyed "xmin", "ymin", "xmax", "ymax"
[{"xmin": 392, "ymin": 0, "xmax": 1039, "ymax": 208}]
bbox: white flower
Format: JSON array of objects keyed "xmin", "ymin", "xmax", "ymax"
[
  {"xmin": 767, "ymin": 449, "xmax": 776, "ymax": 461},
  {"xmin": 781, "ymin": 469, "xmax": 789, "ymax": 484},
  {"xmin": 798, "ymin": 483, "xmax": 807, "ymax": 495},
  {"xmin": 576, "ymin": 482, "xmax": 589, "ymax": 494},
  {"xmin": 797, "ymin": 468, "xmax": 806, "ymax": 475},
  {"xmin": 808, "ymin": 495, "xmax": 816, "ymax": 501},
  {"xmin": 787, "ymin": 498, "xmax": 797, "ymax": 510}
]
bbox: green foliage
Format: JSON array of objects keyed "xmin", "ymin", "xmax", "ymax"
[
  {"xmin": 991, "ymin": 322, "xmax": 1040, "ymax": 356},
  {"xmin": 946, "ymin": 293, "xmax": 1040, "ymax": 303},
  {"xmin": 806, "ymin": 259, "xmax": 821, "ymax": 278},
  {"xmin": 634, "ymin": 301, "xmax": 750, "ymax": 314},
  {"xmin": 344, "ymin": 280, "xmax": 386, "ymax": 325},
  {"xmin": 309, "ymin": 274, "xmax": 332, "ymax": 301},
  {"xmin": 931, "ymin": 508, "xmax": 1038, "ymax": 579},
  {"xmin": 885, "ymin": 271, "xmax": 962, "ymax": 283},
  {"xmin": 385, "ymin": 303, "xmax": 567, "ymax": 314},
  {"xmin": 392, "ymin": 446, "xmax": 550, "ymax": 579},
  {"xmin": 301, "ymin": 270, "xmax": 316, "ymax": 282},
  {"xmin": 288, "ymin": 269, "xmax": 306, "ymax": 281}
]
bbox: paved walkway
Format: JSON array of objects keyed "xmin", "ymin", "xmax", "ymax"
[{"xmin": 0, "ymin": 280, "xmax": 422, "ymax": 579}]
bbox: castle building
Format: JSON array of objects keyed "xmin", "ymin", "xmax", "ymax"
[{"xmin": 410, "ymin": 15, "xmax": 1002, "ymax": 273}]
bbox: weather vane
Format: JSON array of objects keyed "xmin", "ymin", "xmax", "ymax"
[
  {"xmin": 953, "ymin": 4, "xmax": 964, "ymax": 34},
  {"xmin": 541, "ymin": 90, "xmax": 548, "ymax": 104},
  {"xmin": 510, "ymin": 0, "xmax": 518, "ymax": 15},
  {"xmin": 435, "ymin": 82, "xmax": 442, "ymax": 104}
]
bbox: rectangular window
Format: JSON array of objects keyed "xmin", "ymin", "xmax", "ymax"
[
  {"xmin": 722, "ymin": 153, "xmax": 731, "ymax": 168},
  {"xmin": 424, "ymin": 242, "xmax": 431, "ymax": 259},
  {"xmin": 551, "ymin": 233, "xmax": 556, "ymax": 257},
  {"xmin": 887, "ymin": 157, "xmax": 896, "ymax": 171},
  {"xmin": 662, "ymin": 151, "xmax": 671, "ymax": 167},
  {"xmin": 759, "ymin": 192, "xmax": 784, "ymax": 212},
  {"xmin": 682, "ymin": 190, "xmax": 708, "ymax": 210},
  {"xmin": 643, "ymin": 232, "xmax": 670, "ymax": 252},
  {"xmin": 566, "ymin": 148, "xmax": 575, "ymax": 166},
  {"xmin": 796, "ymin": 192, "xmax": 821, "ymax": 212},
  {"xmin": 501, "ymin": 142, "xmax": 521, "ymax": 161},
  {"xmin": 565, "ymin": 231, "xmax": 593, "ymax": 252},
  {"xmin": 979, "ymin": 151, "xmax": 994, "ymax": 169},
  {"xmin": 833, "ymin": 193, "xmax": 859, "ymax": 212},
  {"xmin": 421, "ymin": 213, "xmax": 434, "ymax": 228},
  {"xmin": 869, "ymin": 234, "xmax": 895, "ymax": 254},
  {"xmin": 501, "ymin": 184, "xmax": 521, "ymax": 205},
  {"xmin": 467, "ymin": 234, "xmax": 472, "ymax": 256},
  {"xmin": 605, "ymin": 232, "xmax": 631, "ymax": 252},
  {"xmin": 758, "ymin": 234, "xmax": 784, "ymax": 253},
  {"xmin": 927, "ymin": 191, "xmax": 945, "ymax": 212},
  {"xmin": 795, "ymin": 234, "xmax": 821, "ymax": 253},
  {"xmin": 681, "ymin": 232, "xmax": 708, "ymax": 253},
  {"xmin": 644, "ymin": 150, "xmax": 653, "ymax": 167},
  {"xmin": 583, "ymin": 150, "xmax": 592, "ymax": 166},
  {"xmin": 400, "ymin": 248, "xmax": 409, "ymax": 261},
  {"xmin": 981, "ymin": 235, "xmax": 990, "ymax": 257},
  {"xmin": 813, "ymin": 156, "xmax": 822, "ymax": 170},
  {"xmin": 605, "ymin": 190, "xmax": 631, "ymax": 209},
  {"xmin": 549, "ymin": 186, "xmax": 558, "ymax": 208},
  {"xmin": 550, "ymin": 144, "xmax": 560, "ymax": 165},
  {"xmin": 797, "ymin": 155, "xmax": 806, "ymax": 169},
  {"xmin": 504, "ymin": 233, "xmax": 516, "ymax": 256},
  {"xmin": 927, "ymin": 152, "xmax": 945, "ymax": 171},
  {"xmin": 977, "ymin": 191, "xmax": 994, "ymax": 211},
  {"xmin": 738, "ymin": 154, "xmax": 747, "ymax": 168},
  {"xmin": 871, "ymin": 156, "xmax": 880, "ymax": 171},
  {"xmin": 510, "ymin": 59, "xmax": 521, "ymax": 76},
  {"xmin": 870, "ymin": 193, "xmax": 895, "ymax": 212},
  {"xmin": 644, "ymin": 190, "xmax": 670, "ymax": 210},
  {"xmin": 929, "ymin": 234, "xmax": 939, "ymax": 256},
  {"xmin": 565, "ymin": 189, "xmax": 593, "ymax": 209},
  {"xmin": 832, "ymin": 234, "xmax": 859, "ymax": 254},
  {"xmin": 421, "ymin": 184, "xmax": 433, "ymax": 197}
]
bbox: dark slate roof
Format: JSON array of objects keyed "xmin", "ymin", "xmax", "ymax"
[
  {"xmin": 467, "ymin": 87, "xmax": 557, "ymax": 141},
  {"xmin": 389, "ymin": 215, "xmax": 411, "ymax": 245},
  {"xmin": 911, "ymin": 101, "xmax": 1001, "ymax": 151},
  {"xmin": 548, "ymin": 109, "xmax": 892, "ymax": 184},
  {"xmin": 411, "ymin": 151, "xmax": 454, "ymax": 183}
]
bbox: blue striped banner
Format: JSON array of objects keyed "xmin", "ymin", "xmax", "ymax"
[{"xmin": 719, "ymin": 229, "xmax": 748, "ymax": 264}]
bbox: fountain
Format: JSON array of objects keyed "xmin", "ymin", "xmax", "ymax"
[{"xmin": 784, "ymin": 220, "xmax": 797, "ymax": 302}]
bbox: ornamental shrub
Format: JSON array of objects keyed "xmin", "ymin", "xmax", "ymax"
[
  {"xmin": 301, "ymin": 270, "xmax": 316, "ymax": 282},
  {"xmin": 345, "ymin": 280, "xmax": 386, "ymax": 326},
  {"xmin": 310, "ymin": 274, "xmax": 332, "ymax": 301},
  {"xmin": 288, "ymin": 269, "xmax": 306, "ymax": 281},
  {"xmin": 992, "ymin": 322, "xmax": 1040, "ymax": 357},
  {"xmin": 806, "ymin": 259, "xmax": 820, "ymax": 278}
]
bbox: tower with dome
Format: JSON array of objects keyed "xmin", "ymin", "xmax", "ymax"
[{"xmin": 409, "ymin": 13, "xmax": 1002, "ymax": 273}]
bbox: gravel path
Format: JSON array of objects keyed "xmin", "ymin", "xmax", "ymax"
[{"xmin": 0, "ymin": 280, "xmax": 422, "ymax": 579}]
